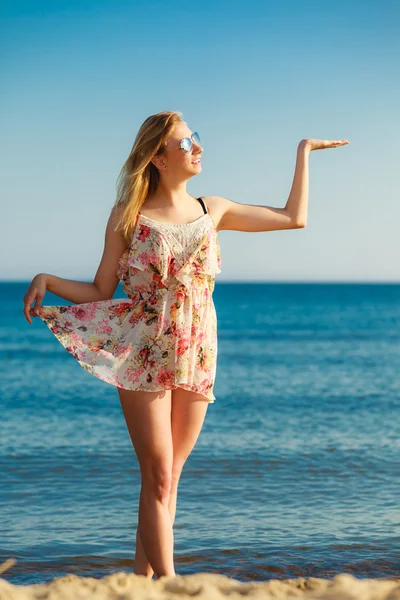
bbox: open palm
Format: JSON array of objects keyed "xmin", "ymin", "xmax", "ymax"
[{"xmin": 301, "ymin": 138, "xmax": 349, "ymax": 151}]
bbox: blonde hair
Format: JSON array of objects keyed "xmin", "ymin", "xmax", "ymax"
[{"xmin": 112, "ymin": 110, "xmax": 185, "ymax": 244}]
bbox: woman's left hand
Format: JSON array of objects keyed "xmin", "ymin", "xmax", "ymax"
[{"xmin": 299, "ymin": 138, "xmax": 350, "ymax": 151}]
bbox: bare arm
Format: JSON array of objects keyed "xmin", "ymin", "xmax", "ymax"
[
  {"xmin": 209, "ymin": 138, "xmax": 348, "ymax": 232},
  {"xmin": 44, "ymin": 273, "xmax": 111, "ymax": 304},
  {"xmin": 208, "ymin": 142, "xmax": 308, "ymax": 232},
  {"xmin": 23, "ymin": 209, "xmax": 129, "ymax": 323},
  {"xmin": 284, "ymin": 140, "xmax": 310, "ymax": 228}
]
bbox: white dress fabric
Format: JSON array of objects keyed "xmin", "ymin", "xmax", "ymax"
[{"xmin": 37, "ymin": 197, "xmax": 222, "ymax": 403}]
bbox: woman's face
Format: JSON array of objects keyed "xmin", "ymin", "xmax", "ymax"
[{"xmin": 155, "ymin": 121, "xmax": 203, "ymax": 176}]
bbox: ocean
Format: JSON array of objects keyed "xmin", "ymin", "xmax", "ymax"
[{"xmin": 1, "ymin": 281, "xmax": 399, "ymax": 585}]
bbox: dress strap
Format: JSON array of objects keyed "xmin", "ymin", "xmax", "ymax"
[
  {"xmin": 198, "ymin": 196, "xmax": 218, "ymax": 230},
  {"xmin": 197, "ymin": 196, "xmax": 208, "ymax": 215}
]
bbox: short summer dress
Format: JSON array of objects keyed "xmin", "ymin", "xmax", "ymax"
[{"xmin": 37, "ymin": 197, "xmax": 222, "ymax": 403}]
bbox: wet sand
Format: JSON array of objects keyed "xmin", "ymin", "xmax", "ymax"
[{"xmin": 1, "ymin": 560, "xmax": 399, "ymax": 600}]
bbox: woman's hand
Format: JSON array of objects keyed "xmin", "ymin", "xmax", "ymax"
[
  {"xmin": 299, "ymin": 138, "xmax": 349, "ymax": 151},
  {"xmin": 23, "ymin": 273, "xmax": 48, "ymax": 324}
]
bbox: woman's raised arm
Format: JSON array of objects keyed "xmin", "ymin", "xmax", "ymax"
[{"xmin": 211, "ymin": 138, "xmax": 349, "ymax": 233}]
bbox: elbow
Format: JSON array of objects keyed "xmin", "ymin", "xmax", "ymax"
[
  {"xmin": 99, "ymin": 290, "xmax": 115, "ymax": 301},
  {"xmin": 293, "ymin": 221, "xmax": 307, "ymax": 229},
  {"xmin": 93, "ymin": 283, "xmax": 115, "ymax": 301}
]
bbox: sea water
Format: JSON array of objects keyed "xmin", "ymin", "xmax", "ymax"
[{"xmin": 1, "ymin": 281, "xmax": 399, "ymax": 584}]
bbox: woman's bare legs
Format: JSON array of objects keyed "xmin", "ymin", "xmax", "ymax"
[
  {"xmin": 168, "ymin": 387, "xmax": 210, "ymax": 525},
  {"xmin": 118, "ymin": 388, "xmax": 175, "ymax": 578},
  {"xmin": 118, "ymin": 387, "xmax": 210, "ymax": 579}
]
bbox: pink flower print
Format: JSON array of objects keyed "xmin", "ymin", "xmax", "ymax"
[
  {"xmin": 137, "ymin": 224, "xmax": 151, "ymax": 242},
  {"xmin": 152, "ymin": 320, "xmax": 164, "ymax": 338},
  {"xmin": 147, "ymin": 358, "xmax": 158, "ymax": 371},
  {"xmin": 105, "ymin": 373, "xmax": 120, "ymax": 386},
  {"xmin": 167, "ymin": 254, "xmax": 176, "ymax": 277},
  {"xmin": 170, "ymin": 303, "xmax": 179, "ymax": 321},
  {"xmin": 138, "ymin": 345, "xmax": 153, "ymax": 369},
  {"xmin": 156, "ymin": 368, "xmax": 175, "ymax": 387},
  {"xmin": 65, "ymin": 345, "xmax": 82, "ymax": 361},
  {"xmin": 87, "ymin": 335, "xmax": 107, "ymax": 351},
  {"xmin": 48, "ymin": 323, "xmax": 63, "ymax": 335},
  {"xmin": 192, "ymin": 298, "xmax": 201, "ymax": 310},
  {"xmin": 191, "ymin": 322, "xmax": 199, "ymax": 338},
  {"xmin": 197, "ymin": 346, "xmax": 212, "ymax": 371},
  {"xmin": 138, "ymin": 346, "xmax": 148, "ymax": 357},
  {"xmin": 195, "ymin": 331, "xmax": 207, "ymax": 350},
  {"xmin": 117, "ymin": 343, "xmax": 132, "ymax": 360},
  {"xmin": 69, "ymin": 331, "xmax": 83, "ymax": 345},
  {"xmin": 176, "ymin": 288, "xmax": 186, "ymax": 308},
  {"xmin": 72, "ymin": 304, "xmax": 97, "ymax": 322},
  {"xmin": 125, "ymin": 366, "xmax": 146, "ymax": 385},
  {"xmin": 177, "ymin": 337, "xmax": 190, "ymax": 356},
  {"xmin": 59, "ymin": 319, "xmax": 75, "ymax": 332},
  {"xmin": 112, "ymin": 301, "xmax": 133, "ymax": 318},
  {"xmin": 137, "ymin": 250, "xmax": 151, "ymax": 267},
  {"xmin": 38, "ymin": 306, "xmax": 57, "ymax": 319},
  {"xmin": 148, "ymin": 263, "xmax": 162, "ymax": 279},
  {"xmin": 96, "ymin": 318, "xmax": 113, "ymax": 335}
]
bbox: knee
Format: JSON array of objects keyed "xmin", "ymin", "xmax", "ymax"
[
  {"xmin": 141, "ymin": 464, "xmax": 173, "ymax": 504},
  {"xmin": 171, "ymin": 464, "xmax": 184, "ymax": 488}
]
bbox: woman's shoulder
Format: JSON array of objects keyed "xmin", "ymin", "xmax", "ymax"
[{"xmin": 202, "ymin": 195, "xmax": 230, "ymax": 231}]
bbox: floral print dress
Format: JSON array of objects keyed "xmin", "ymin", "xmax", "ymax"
[{"xmin": 37, "ymin": 197, "xmax": 222, "ymax": 403}]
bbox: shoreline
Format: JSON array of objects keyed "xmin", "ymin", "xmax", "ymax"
[{"xmin": 1, "ymin": 560, "xmax": 399, "ymax": 600}]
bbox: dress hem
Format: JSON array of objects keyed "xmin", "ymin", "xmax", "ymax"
[
  {"xmin": 38, "ymin": 311, "xmax": 216, "ymax": 403},
  {"xmin": 81, "ymin": 362, "xmax": 216, "ymax": 403},
  {"xmin": 99, "ymin": 374, "xmax": 216, "ymax": 403}
]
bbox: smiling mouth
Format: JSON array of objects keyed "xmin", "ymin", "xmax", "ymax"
[{"xmin": 192, "ymin": 159, "xmax": 201, "ymax": 164}]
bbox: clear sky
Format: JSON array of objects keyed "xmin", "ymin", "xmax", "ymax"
[{"xmin": 1, "ymin": 0, "xmax": 399, "ymax": 282}]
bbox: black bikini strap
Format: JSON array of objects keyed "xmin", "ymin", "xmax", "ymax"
[{"xmin": 197, "ymin": 196, "xmax": 207, "ymax": 214}]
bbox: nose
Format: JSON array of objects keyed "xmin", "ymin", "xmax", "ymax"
[{"xmin": 193, "ymin": 142, "xmax": 203, "ymax": 154}]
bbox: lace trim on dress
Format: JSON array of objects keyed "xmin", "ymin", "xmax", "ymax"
[
  {"xmin": 138, "ymin": 213, "xmax": 208, "ymax": 227},
  {"xmin": 138, "ymin": 215, "xmax": 213, "ymax": 269}
]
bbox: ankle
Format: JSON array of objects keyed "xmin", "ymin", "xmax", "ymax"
[{"xmin": 133, "ymin": 566, "xmax": 154, "ymax": 578}]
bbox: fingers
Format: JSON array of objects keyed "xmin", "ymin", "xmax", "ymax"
[
  {"xmin": 23, "ymin": 290, "xmax": 38, "ymax": 324},
  {"xmin": 34, "ymin": 293, "xmax": 44, "ymax": 313},
  {"xmin": 316, "ymin": 139, "xmax": 349, "ymax": 150},
  {"xmin": 33, "ymin": 299, "xmax": 43, "ymax": 315},
  {"xmin": 23, "ymin": 280, "xmax": 46, "ymax": 324},
  {"xmin": 305, "ymin": 138, "xmax": 349, "ymax": 151},
  {"xmin": 23, "ymin": 300, "xmax": 33, "ymax": 324}
]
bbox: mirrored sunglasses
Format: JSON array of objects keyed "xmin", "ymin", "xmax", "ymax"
[{"xmin": 179, "ymin": 132, "xmax": 201, "ymax": 154}]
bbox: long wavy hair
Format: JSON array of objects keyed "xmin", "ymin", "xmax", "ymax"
[{"xmin": 112, "ymin": 110, "xmax": 185, "ymax": 244}]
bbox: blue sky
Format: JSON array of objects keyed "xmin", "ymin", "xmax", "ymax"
[{"xmin": 1, "ymin": 0, "xmax": 399, "ymax": 282}]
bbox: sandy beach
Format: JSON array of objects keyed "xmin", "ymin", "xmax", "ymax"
[{"xmin": 1, "ymin": 560, "xmax": 399, "ymax": 600}]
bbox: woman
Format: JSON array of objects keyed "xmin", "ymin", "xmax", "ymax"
[{"xmin": 23, "ymin": 110, "xmax": 348, "ymax": 579}]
